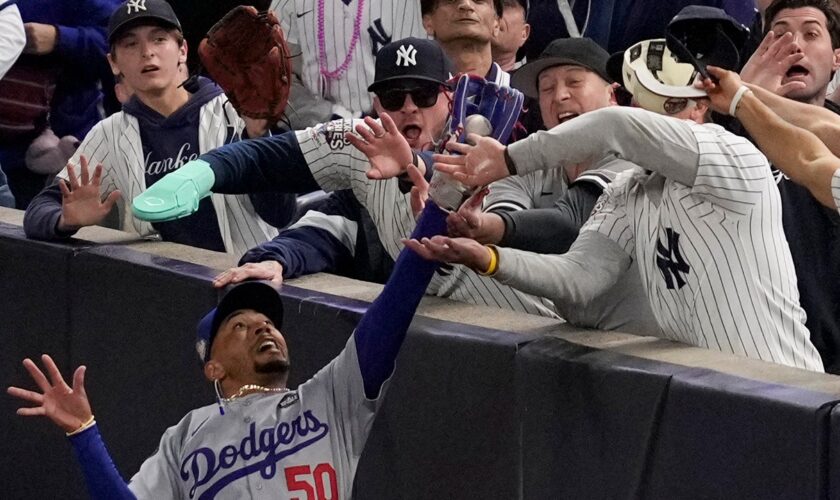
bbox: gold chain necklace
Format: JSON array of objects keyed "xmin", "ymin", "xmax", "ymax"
[{"xmin": 224, "ymin": 384, "xmax": 289, "ymax": 402}]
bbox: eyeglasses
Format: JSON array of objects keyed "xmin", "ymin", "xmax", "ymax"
[{"xmin": 377, "ymin": 85, "xmax": 441, "ymax": 111}]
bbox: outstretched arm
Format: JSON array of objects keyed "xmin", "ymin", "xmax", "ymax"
[
  {"xmin": 703, "ymin": 66, "xmax": 840, "ymax": 210},
  {"xmin": 433, "ymin": 107, "xmax": 702, "ymax": 188},
  {"xmin": 7, "ymin": 355, "xmax": 134, "ymax": 499},
  {"xmin": 353, "ymin": 201, "xmax": 447, "ymax": 399}
]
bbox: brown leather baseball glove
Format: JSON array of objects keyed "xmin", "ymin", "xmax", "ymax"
[{"xmin": 198, "ymin": 6, "xmax": 292, "ymax": 122}]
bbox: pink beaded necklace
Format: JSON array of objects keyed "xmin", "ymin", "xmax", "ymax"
[{"xmin": 317, "ymin": 0, "xmax": 366, "ymax": 80}]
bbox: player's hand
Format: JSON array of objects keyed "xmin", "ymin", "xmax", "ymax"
[
  {"xmin": 346, "ymin": 114, "xmax": 415, "ymax": 180},
  {"xmin": 213, "ymin": 261, "xmax": 285, "ymax": 288},
  {"xmin": 406, "ymin": 163, "xmax": 429, "ymax": 219},
  {"xmin": 403, "ymin": 235, "xmax": 491, "ymax": 272},
  {"xmin": 432, "ymin": 135, "xmax": 508, "ymax": 187},
  {"xmin": 444, "ymin": 187, "xmax": 503, "ymax": 244},
  {"xmin": 23, "ymin": 23, "xmax": 58, "ymax": 55},
  {"xmin": 7, "ymin": 354, "xmax": 93, "ymax": 434},
  {"xmin": 57, "ymin": 155, "xmax": 121, "ymax": 232},
  {"xmin": 739, "ymin": 31, "xmax": 807, "ymax": 96}
]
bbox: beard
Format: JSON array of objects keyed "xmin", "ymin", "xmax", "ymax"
[{"xmin": 254, "ymin": 356, "xmax": 291, "ymax": 375}]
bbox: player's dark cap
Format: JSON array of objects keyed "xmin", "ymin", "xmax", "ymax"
[
  {"xmin": 368, "ymin": 38, "xmax": 455, "ymax": 92},
  {"xmin": 195, "ymin": 282, "xmax": 285, "ymax": 364},
  {"xmin": 108, "ymin": 0, "xmax": 182, "ymax": 44},
  {"xmin": 665, "ymin": 6, "xmax": 749, "ymax": 75},
  {"xmin": 511, "ymin": 37, "xmax": 611, "ymax": 98}
]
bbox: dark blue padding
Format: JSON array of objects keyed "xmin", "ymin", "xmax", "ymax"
[
  {"xmin": 354, "ymin": 316, "xmax": 544, "ymax": 500},
  {"xmin": 517, "ymin": 335, "xmax": 840, "ymax": 500},
  {"xmin": 516, "ymin": 336, "xmax": 678, "ymax": 499},
  {"xmin": 830, "ymin": 406, "xmax": 840, "ymax": 500},
  {"xmin": 67, "ymin": 246, "xmax": 221, "ymax": 480},
  {"xmin": 647, "ymin": 368, "xmax": 838, "ymax": 499},
  {"xmin": 0, "ymin": 222, "xmax": 87, "ymax": 498}
]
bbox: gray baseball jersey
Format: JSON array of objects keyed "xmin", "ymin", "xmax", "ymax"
[
  {"xmin": 294, "ymin": 118, "xmax": 559, "ymax": 319},
  {"xmin": 271, "ymin": 0, "xmax": 426, "ymax": 116},
  {"xmin": 833, "ymin": 169, "xmax": 840, "ymax": 214},
  {"xmin": 505, "ymin": 106, "xmax": 823, "ymax": 371},
  {"xmin": 129, "ymin": 336, "xmax": 376, "ymax": 499}
]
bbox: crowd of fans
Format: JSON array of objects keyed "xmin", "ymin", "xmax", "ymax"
[
  {"xmin": 5, "ymin": 0, "xmax": 840, "ymax": 495},
  {"xmin": 3, "ymin": 0, "xmax": 839, "ymax": 368}
]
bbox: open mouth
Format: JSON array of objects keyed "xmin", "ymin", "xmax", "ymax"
[
  {"xmin": 141, "ymin": 65, "xmax": 160, "ymax": 74},
  {"xmin": 402, "ymin": 125, "xmax": 422, "ymax": 141},
  {"xmin": 785, "ymin": 65, "xmax": 809, "ymax": 79},
  {"xmin": 257, "ymin": 339, "xmax": 279, "ymax": 353},
  {"xmin": 557, "ymin": 112, "xmax": 579, "ymax": 125}
]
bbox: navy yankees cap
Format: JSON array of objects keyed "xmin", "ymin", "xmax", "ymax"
[
  {"xmin": 108, "ymin": 0, "xmax": 182, "ymax": 44},
  {"xmin": 368, "ymin": 38, "xmax": 455, "ymax": 92},
  {"xmin": 511, "ymin": 38, "xmax": 611, "ymax": 98},
  {"xmin": 196, "ymin": 282, "xmax": 285, "ymax": 364},
  {"xmin": 666, "ymin": 5, "xmax": 749, "ymax": 78}
]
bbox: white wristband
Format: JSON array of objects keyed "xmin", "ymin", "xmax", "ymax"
[{"xmin": 729, "ymin": 86, "xmax": 751, "ymax": 117}]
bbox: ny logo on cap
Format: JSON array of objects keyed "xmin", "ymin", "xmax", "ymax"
[
  {"xmin": 395, "ymin": 44, "xmax": 418, "ymax": 67},
  {"xmin": 126, "ymin": 0, "xmax": 147, "ymax": 14}
]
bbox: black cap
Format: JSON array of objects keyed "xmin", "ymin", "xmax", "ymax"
[
  {"xmin": 108, "ymin": 0, "xmax": 182, "ymax": 44},
  {"xmin": 368, "ymin": 38, "xmax": 455, "ymax": 92},
  {"xmin": 511, "ymin": 38, "xmax": 610, "ymax": 98},
  {"xmin": 195, "ymin": 282, "xmax": 285, "ymax": 364},
  {"xmin": 666, "ymin": 5, "xmax": 749, "ymax": 76}
]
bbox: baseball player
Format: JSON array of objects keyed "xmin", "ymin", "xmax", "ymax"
[
  {"xmin": 269, "ymin": 0, "xmax": 426, "ymax": 123},
  {"xmin": 7, "ymin": 196, "xmax": 447, "ymax": 499},
  {"xmin": 134, "ymin": 37, "xmax": 558, "ymax": 319},
  {"xmin": 702, "ymin": 65, "xmax": 840, "ymax": 214},
  {"xmin": 21, "ymin": 0, "xmax": 295, "ymax": 257},
  {"xmin": 412, "ymin": 38, "xmax": 823, "ymax": 371}
]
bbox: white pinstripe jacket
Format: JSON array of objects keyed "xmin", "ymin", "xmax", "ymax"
[{"xmin": 61, "ymin": 95, "xmax": 279, "ymax": 256}]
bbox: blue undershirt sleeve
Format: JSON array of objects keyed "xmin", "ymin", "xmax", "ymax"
[
  {"xmin": 68, "ymin": 425, "xmax": 135, "ymax": 499},
  {"xmin": 353, "ymin": 201, "xmax": 447, "ymax": 399}
]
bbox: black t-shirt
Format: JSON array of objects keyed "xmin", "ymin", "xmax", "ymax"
[{"xmin": 723, "ymin": 101, "xmax": 840, "ymax": 373}]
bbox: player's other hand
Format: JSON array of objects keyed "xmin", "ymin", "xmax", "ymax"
[
  {"xmin": 7, "ymin": 354, "xmax": 93, "ymax": 434},
  {"xmin": 213, "ymin": 261, "xmax": 284, "ymax": 288},
  {"xmin": 433, "ymin": 135, "xmax": 508, "ymax": 187},
  {"xmin": 57, "ymin": 155, "xmax": 121, "ymax": 232},
  {"xmin": 347, "ymin": 114, "xmax": 415, "ymax": 180},
  {"xmin": 739, "ymin": 31, "xmax": 807, "ymax": 96},
  {"xmin": 403, "ymin": 235, "xmax": 490, "ymax": 272}
]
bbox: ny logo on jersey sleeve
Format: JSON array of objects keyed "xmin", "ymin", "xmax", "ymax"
[{"xmin": 655, "ymin": 228, "xmax": 690, "ymax": 289}]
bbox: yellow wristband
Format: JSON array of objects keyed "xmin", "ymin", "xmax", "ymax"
[
  {"xmin": 66, "ymin": 415, "xmax": 96, "ymax": 437},
  {"xmin": 479, "ymin": 245, "xmax": 499, "ymax": 276}
]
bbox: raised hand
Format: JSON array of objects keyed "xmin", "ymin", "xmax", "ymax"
[
  {"xmin": 7, "ymin": 354, "xmax": 93, "ymax": 434},
  {"xmin": 740, "ymin": 31, "xmax": 807, "ymax": 96},
  {"xmin": 346, "ymin": 114, "xmax": 415, "ymax": 180},
  {"xmin": 57, "ymin": 155, "xmax": 121, "ymax": 232},
  {"xmin": 433, "ymin": 135, "xmax": 509, "ymax": 187},
  {"xmin": 406, "ymin": 164, "xmax": 429, "ymax": 219},
  {"xmin": 403, "ymin": 235, "xmax": 490, "ymax": 272},
  {"xmin": 212, "ymin": 261, "xmax": 285, "ymax": 288},
  {"xmin": 444, "ymin": 187, "xmax": 503, "ymax": 244}
]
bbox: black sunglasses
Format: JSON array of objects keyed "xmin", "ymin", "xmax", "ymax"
[{"xmin": 377, "ymin": 85, "xmax": 442, "ymax": 111}]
